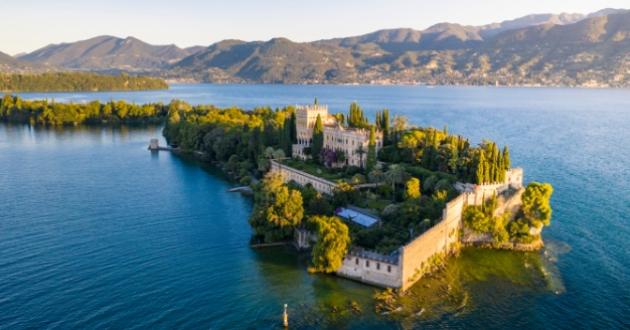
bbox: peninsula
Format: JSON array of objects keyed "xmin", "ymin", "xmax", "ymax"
[
  {"xmin": 0, "ymin": 72, "xmax": 167, "ymax": 93},
  {"xmin": 162, "ymin": 100, "xmax": 554, "ymax": 291},
  {"xmin": 0, "ymin": 95, "xmax": 553, "ymax": 291}
]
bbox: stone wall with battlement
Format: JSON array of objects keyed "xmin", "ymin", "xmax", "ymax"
[
  {"xmin": 270, "ymin": 158, "xmax": 525, "ymax": 290},
  {"xmin": 337, "ymin": 168, "xmax": 525, "ymax": 290}
]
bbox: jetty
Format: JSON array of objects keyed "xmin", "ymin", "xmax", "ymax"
[
  {"xmin": 227, "ymin": 186, "xmax": 254, "ymax": 194},
  {"xmin": 148, "ymin": 138, "xmax": 173, "ymax": 151}
]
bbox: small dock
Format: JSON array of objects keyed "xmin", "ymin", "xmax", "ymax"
[{"xmin": 148, "ymin": 138, "xmax": 173, "ymax": 151}]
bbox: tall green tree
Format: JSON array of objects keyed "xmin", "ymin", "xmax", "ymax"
[
  {"xmin": 249, "ymin": 173, "xmax": 304, "ymax": 243},
  {"xmin": 311, "ymin": 114, "xmax": 324, "ymax": 163},
  {"xmin": 521, "ymin": 182, "xmax": 554, "ymax": 227},
  {"xmin": 475, "ymin": 151, "xmax": 486, "ymax": 184},
  {"xmin": 502, "ymin": 146, "xmax": 511, "ymax": 170},
  {"xmin": 347, "ymin": 102, "xmax": 368, "ymax": 128},
  {"xmin": 376, "ymin": 109, "xmax": 390, "ymax": 145},
  {"xmin": 366, "ymin": 126, "xmax": 377, "ymax": 172},
  {"xmin": 385, "ymin": 164, "xmax": 407, "ymax": 200},
  {"xmin": 308, "ymin": 216, "xmax": 351, "ymax": 273},
  {"xmin": 289, "ymin": 112, "xmax": 297, "ymax": 144}
]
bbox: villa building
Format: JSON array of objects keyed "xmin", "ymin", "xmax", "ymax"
[{"xmin": 292, "ymin": 104, "xmax": 383, "ymax": 168}]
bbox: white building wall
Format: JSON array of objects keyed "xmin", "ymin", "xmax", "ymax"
[{"xmin": 336, "ymin": 254, "xmax": 402, "ymax": 288}]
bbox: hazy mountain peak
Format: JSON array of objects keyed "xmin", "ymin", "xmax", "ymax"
[{"xmin": 18, "ymin": 35, "xmax": 197, "ymax": 71}]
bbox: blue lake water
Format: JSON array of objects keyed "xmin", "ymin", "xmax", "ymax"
[{"xmin": 1, "ymin": 85, "xmax": 629, "ymax": 328}]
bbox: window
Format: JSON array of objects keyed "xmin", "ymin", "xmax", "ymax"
[
  {"xmin": 377, "ymin": 263, "xmax": 381, "ymax": 270},
  {"xmin": 387, "ymin": 265, "xmax": 391, "ymax": 273},
  {"xmin": 355, "ymin": 258, "xmax": 359, "ymax": 265},
  {"xmin": 366, "ymin": 260, "xmax": 370, "ymax": 267}
]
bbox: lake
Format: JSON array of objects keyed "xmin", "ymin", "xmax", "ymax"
[{"xmin": 1, "ymin": 84, "xmax": 629, "ymax": 328}]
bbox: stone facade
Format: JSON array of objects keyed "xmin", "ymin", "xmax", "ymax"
[
  {"xmin": 292, "ymin": 104, "xmax": 383, "ymax": 168},
  {"xmin": 336, "ymin": 249, "xmax": 402, "ymax": 288}
]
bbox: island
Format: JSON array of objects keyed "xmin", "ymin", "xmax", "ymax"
[{"xmin": 162, "ymin": 100, "xmax": 554, "ymax": 291}]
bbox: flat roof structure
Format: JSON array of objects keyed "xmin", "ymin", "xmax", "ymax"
[{"xmin": 336, "ymin": 207, "xmax": 380, "ymax": 227}]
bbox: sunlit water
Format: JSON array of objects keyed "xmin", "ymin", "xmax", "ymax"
[{"xmin": 1, "ymin": 85, "xmax": 629, "ymax": 328}]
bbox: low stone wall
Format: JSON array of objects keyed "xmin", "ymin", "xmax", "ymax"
[{"xmin": 270, "ymin": 160, "xmax": 337, "ymax": 195}]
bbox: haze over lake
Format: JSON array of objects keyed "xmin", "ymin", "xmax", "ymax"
[{"xmin": 2, "ymin": 85, "xmax": 629, "ymax": 328}]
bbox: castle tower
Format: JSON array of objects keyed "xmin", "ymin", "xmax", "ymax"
[{"xmin": 292, "ymin": 104, "xmax": 330, "ymax": 159}]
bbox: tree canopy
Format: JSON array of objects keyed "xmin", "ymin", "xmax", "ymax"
[
  {"xmin": 347, "ymin": 102, "xmax": 368, "ymax": 128},
  {"xmin": 521, "ymin": 182, "xmax": 553, "ymax": 227},
  {"xmin": 311, "ymin": 114, "xmax": 324, "ymax": 163},
  {"xmin": 308, "ymin": 215, "xmax": 351, "ymax": 273},
  {"xmin": 0, "ymin": 95, "xmax": 168, "ymax": 126},
  {"xmin": 0, "ymin": 72, "xmax": 167, "ymax": 92},
  {"xmin": 249, "ymin": 173, "xmax": 304, "ymax": 243}
]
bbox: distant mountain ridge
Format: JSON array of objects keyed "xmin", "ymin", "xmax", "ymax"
[
  {"xmin": 17, "ymin": 35, "xmax": 197, "ymax": 71},
  {"xmin": 5, "ymin": 8, "xmax": 630, "ymax": 87}
]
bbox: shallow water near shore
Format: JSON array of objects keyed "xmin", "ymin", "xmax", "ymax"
[{"xmin": 2, "ymin": 85, "xmax": 629, "ymax": 328}]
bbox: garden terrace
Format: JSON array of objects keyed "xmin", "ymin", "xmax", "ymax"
[{"xmin": 279, "ymin": 158, "xmax": 357, "ymax": 182}]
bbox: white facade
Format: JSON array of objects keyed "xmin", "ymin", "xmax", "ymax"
[{"xmin": 292, "ymin": 104, "xmax": 383, "ymax": 168}]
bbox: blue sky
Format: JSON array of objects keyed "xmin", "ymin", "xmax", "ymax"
[{"xmin": 2, "ymin": 0, "xmax": 627, "ymax": 54}]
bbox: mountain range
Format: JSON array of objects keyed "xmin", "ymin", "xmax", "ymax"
[{"xmin": 2, "ymin": 8, "xmax": 628, "ymax": 87}]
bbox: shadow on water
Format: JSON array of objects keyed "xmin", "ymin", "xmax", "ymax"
[
  {"xmin": 246, "ymin": 245, "xmax": 568, "ymax": 328},
  {"xmin": 249, "ymin": 246, "xmax": 382, "ymax": 328},
  {"xmin": 375, "ymin": 246, "xmax": 568, "ymax": 326}
]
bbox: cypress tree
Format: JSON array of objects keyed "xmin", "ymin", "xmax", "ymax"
[
  {"xmin": 492, "ymin": 143, "xmax": 500, "ymax": 182},
  {"xmin": 312, "ymin": 114, "xmax": 324, "ymax": 163},
  {"xmin": 280, "ymin": 117, "xmax": 292, "ymax": 156},
  {"xmin": 366, "ymin": 126, "xmax": 377, "ymax": 172},
  {"xmin": 348, "ymin": 102, "xmax": 367, "ymax": 128},
  {"xmin": 476, "ymin": 151, "xmax": 486, "ymax": 184},
  {"xmin": 289, "ymin": 112, "xmax": 297, "ymax": 143},
  {"xmin": 502, "ymin": 146, "xmax": 511, "ymax": 170},
  {"xmin": 482, "ymin": 151, "xmax": 491, "ymax": 184},
  {"xmin": 381, "ymin": 109, "xmax": 390, "ymax": 145}
]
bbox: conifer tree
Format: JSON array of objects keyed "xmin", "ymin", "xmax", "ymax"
[
  {"xmin": 382, "ymin": 109, "xmax": 390, "ymax": 145},
  {"xmin": 366, "ymin": 126, "xmax": 377, "ymax": 172},
  {"xmin": 312, "ymin": 114, "xmax": 324, "ymax": 163},
  {"xmin": 475, "ymin": 151, "xmax": 486, "ymax": 184},
  {"xmin": 348, "ymin": 102, "xmax": 368, "ymax": 128},
  {"xmin": 289, "ymin": 112, "xmax": 297, "ymax": 144},
  {"xmin": 502, "ymin": 146, "xmax": 511, "ymax": 170}
]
